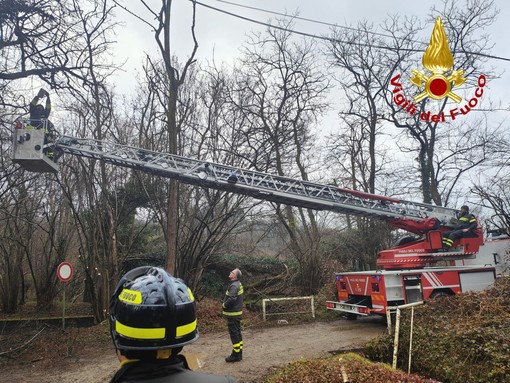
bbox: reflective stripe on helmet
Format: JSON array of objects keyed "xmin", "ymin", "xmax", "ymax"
[
  {"xmin": 116, "ymin": 318, "xmax": 197, "ymax": 340},
  {"xmin": 176, "ymin": 319, "xmax": 197, "ymax": 338},
  {"xmin": 187, "ymin": 288, "xmax": 195, "ymax": 302},
  {"xmin": 116, "ymin": 320, "xmax": 165, "ymax": 340}
]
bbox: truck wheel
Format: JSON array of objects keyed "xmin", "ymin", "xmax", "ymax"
[{"xmin": 430, "ymin": 291, "xmax": 451, "ymax": 299}]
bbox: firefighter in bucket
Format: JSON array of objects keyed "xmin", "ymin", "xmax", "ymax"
[{"xmin": 28, "ymin": 88, "xmax": 59, "ymax": 161}]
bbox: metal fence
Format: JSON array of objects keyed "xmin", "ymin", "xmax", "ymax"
[{"xmin": 262, "ymin": 296, "xmax": 315, "ymax": 321}]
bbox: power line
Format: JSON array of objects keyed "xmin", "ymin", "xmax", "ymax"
[
  {"xmin": 210, "ymin": 0, "xmax": 409, "ymax": 43},
  {"xmin": 194, "ymin": 0, "xmax": 421, "ymax": 54},
  {"xmin": 194, "ymin": 0, "xmax": 510, "ymax": 63}
]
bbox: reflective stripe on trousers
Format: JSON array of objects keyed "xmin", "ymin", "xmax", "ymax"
[{"xmin": 227, "ymin": 316, "xmax": 242, "ymax": 353}]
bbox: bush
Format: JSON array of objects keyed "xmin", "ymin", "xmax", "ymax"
[
  {"xmin": 199, "ymin": 253, "xmax": 289, "ymax": 299},
  {"xmin": 195, "ymin": 297, "xmax": 263, "ymax": 334},
  {"xmin": 313, "ymin": 280, "xmax": 340, "ymax": 320},
  {"xmin": 262, "ymin": 353, "xmax": 441, "ymax": 383},
  {"xmin": 195, "ymin": 297, "xmax": 226, "ymax": 333},
  {"xmin": 363, "ymin": 277, "xmax": 510, "ymax": 383}
]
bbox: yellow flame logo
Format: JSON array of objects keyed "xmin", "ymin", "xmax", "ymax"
[{"xmin": 410, "ymin": 17, "xmax": 466, "ymax": 103}]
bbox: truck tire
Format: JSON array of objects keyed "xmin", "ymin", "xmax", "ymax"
[{"xmin": 430, "ymin": 291, "xmax": 451, "ymax": 299}]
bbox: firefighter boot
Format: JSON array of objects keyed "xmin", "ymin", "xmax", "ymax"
[
  {"xmin": 442, "ymin": 237, "xmax": 453, "ymax": 251},
  {"xmin": 441, "ymin": 243, "xmax": 453, "ymax": 252},
  {"xmin": 225, "ymin": 350, "xmax": 242, "ymax": 362}
]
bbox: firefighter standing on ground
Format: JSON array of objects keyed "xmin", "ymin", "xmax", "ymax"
[
  {"xmin": 442, "ymin": 205, "xmax": 478, "ymax": 250},
  {"xmin": 223, "ymin": 268, "xmax": 244, "ymax": 363},
  {"xmin": 109, "ymin": 266, "xmax": 236, "ymax": 383}
]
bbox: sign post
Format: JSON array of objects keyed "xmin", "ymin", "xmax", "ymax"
[{"xmin": 57, "ymin": 262, "xmax": 73, "ymax": 329}]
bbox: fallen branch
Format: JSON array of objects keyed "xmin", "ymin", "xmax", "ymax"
[
  {"xmin": 0, "ymin": 326, "xmax": 47, "ymax": 358},
  {"xmin": 339, "ymin": 357, "xmax": 350, "ymax": 383}
]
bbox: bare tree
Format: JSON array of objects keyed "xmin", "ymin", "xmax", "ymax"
[
  {"xmin": 472, "ymin": 143, "xmax": 510, "ymax": 232},
  {"xmin": 129, "ymin": 0, "xmax": 199, "ymax": 274},
  {"xmin": 0, "ymin": 0, "xmax": 113, "ymax": 102},
  {"xmin": 58, "ymin": 154, "xmax": 149, "ymax": 321},
  {"xmin": 0, "ymin": 176, "xmax": 36, "ymax": 312},
  {"xmin": 325, "ymin": 0, "xmax": 504, "ymax": 271},
  {"xmin": 328, "ymin": 16, "xmax": 422, "ymax": 195},
  {"xmin": 387, "ymin": 0, "xmax": 500, "ymax": 205},
  {"xmin": 473, "ymin": 179, "xmax": 510, "ymax": 233},
  {"xmin": 125, "ymin": 59, "xmax": 259, "ymax": 289},
  {"xmin": 228, "ymin": 19, "xmax": 331, "ymax": 293},
  {"xmin": 328, "ymin": 0, "xmax": 501, "ymax": 208},
  {"xmin": 46, "ymin": 0, "xmax": 120, "ymax": 321},
  {"xmin": 58, "ymin": 93, "xmax": 118, "ymax": 321},
  {"xmin": 0, "ymin": 0, "xmax": 121, "ymax": 317},
  {"xmin": 0, "ymin": 164, "xmax": 76, "ymax": 312}
]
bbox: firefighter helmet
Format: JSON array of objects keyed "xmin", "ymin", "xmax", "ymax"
[{"xmin": 109, "ymin": 266, "xmax": 198, "ymax": 351}]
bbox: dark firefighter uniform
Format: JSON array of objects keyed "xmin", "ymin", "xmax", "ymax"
[
  {"xmin": 110, "ymin": 355, "xmax": 235, "ymax": 383},
  {"xmin": 442, "ymin": 205, "xmax": 478, "ymax": 250},
  {"xmin": 223, "ymin": 276, "xmax": 244, "ymax": 362},
  {"xmin": 29, "ymin": 89, "xmax": 58, "ymax": 161},
  {"xmin": 29, "ymin": 90, "xmax": 51, "ymax": 128}
]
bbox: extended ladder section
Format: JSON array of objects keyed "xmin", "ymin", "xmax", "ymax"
[
  {"xmin": 53, "ymin": 135, "xmax": 458, "ymax": 226},
  {"xmin": 11, "ymin": 126, "xmax": 459, "ymax": 228}
]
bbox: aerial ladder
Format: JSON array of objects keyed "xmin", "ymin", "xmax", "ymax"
[
  {"xmin": 11, "ymin": 121, "xmax": 510, "ymax": 317},
  {"xmin": 11, "ymin": 121, "xmax": 505, "ymax": 269}
]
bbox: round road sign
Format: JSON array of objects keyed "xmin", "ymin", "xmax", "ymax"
[{"xmin": 57, "ymin": 262, "xmax": 73, "ymax": 282}]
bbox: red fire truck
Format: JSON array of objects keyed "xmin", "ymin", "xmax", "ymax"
[
  {"xmin": 11, "ymin": 122, "xmax": 510, "ymax": 320},
  {"xmin": 326, "ymin": 212, "xmax": 509, "ymax": 318}
]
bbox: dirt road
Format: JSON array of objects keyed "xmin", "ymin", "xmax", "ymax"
[{"xmin": 12, "ymin": 318, "xmax": 386, "ymax": 383}]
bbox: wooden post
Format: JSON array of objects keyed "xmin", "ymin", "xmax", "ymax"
[
  {"xmin": 408, "ymin": 306, "xmax": 415, "ymax": 374},
  {"xmin": 392, "ymin": 308, "xmax": 401, "ymax": 369},
  {"xmin": 62, "ymin": 283, "xmax": 66, "ymax": 330}
]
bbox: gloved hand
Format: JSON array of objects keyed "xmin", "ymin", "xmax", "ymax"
[{"xmin": 37, "ymin": 88, "xmax": 47, "ymax": 98}]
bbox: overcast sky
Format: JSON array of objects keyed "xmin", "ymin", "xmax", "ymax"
[
  {"xmin": 114, "ymin": 0, "xmax": 510, "ymax": 91},
  {"xmin": 112, "ymin": 0, "xmax": 510, "ymax": 137}
]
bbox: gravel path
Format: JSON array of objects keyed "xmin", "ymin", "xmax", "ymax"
[{"xmin": 8, "ymin": 317, "xmax": 386, "ymax": 383}]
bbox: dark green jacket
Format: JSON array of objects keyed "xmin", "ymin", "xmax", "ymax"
[
  {"xmin": 454, "ymin": 212, "xmax": 477, "ymax": 231},
  {"xmin": 222, "ymin": 280, "xmax": 243, "ymax": 317},
  {"xmin": 110, "ymin": 355, "xmax": 236, "ymax": 383}
]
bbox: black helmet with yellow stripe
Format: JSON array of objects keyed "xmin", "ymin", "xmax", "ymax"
[{"xmin": 109, "ymin": 266, "xmax": 198, "ymax": 351}]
